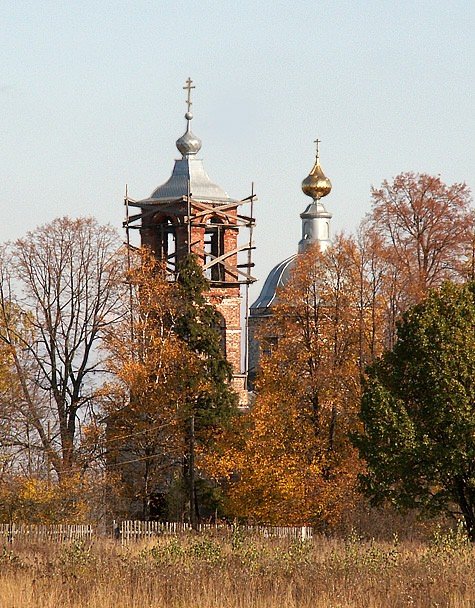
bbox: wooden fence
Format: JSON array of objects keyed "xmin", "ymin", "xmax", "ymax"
[
  {"xmin": 0, "ymin": 521, "xmax": 313, "ymax": 544},
  {"xmin": 0, "ymin": 523, "xmax": 95, "ymax": 543},
  {"xmin": 118, "ymin": 520, "xmax": 313, "ymax": 544}
]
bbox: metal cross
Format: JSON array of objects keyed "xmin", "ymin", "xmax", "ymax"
[
  {"xmin": 314, "ymin": 138, "xmax": 321, "ymax": 160},
  {"xmin": 183, "ymin": 77, "xmax": 195, "ymax": 113}
]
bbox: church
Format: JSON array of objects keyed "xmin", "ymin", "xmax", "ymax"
[{"xmin": 126, "ymin": 79, "xmax": 334, "ymax": 396}]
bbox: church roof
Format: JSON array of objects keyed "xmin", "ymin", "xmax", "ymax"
[
  {"xmin": 147, "ymin": 157, "xmax": 234, "ymax": 203},
  {"xmin": 250, "ymin": 141, "xmax": 333, "ymax": 315},
  {"xmin": 250, "ymin": 255, "xmax": 297, "ymax": 313}
]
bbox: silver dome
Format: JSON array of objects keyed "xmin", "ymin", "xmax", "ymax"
[
  {"xmin": 176, "ymin": 129, "xmax": 202, "ymax": 157},
  {"xmin": 250, "ymin": 255, "xmax": 297, "ymax": 313}
]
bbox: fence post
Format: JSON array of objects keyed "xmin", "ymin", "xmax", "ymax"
[{"xmin": 113, "ymin": 520, "xmax": 120, "ymax": 541}]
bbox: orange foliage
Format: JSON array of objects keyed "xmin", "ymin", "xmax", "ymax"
[
  {"xmin": 208, "ymin": 237, "xmax": 367, "ymax": 526},
  {"xmin": 199, "ymin": 175, "xmax": 475, "ymax": 526},
  {"xmin": 101, "ymin": 251, "xmax": 213, "ymax": 517}
]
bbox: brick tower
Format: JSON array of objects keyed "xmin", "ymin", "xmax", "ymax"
[{"xmin": 125, "ymin": 79, "xmax": 256, "ymax": 398}]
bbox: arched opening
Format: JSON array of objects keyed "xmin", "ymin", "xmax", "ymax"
[
  {"xmin": 154, "ymin": 215, "xmax": 176, "ymax": 273},
  {"xmin": 204, "ymin": 218, "xmax": 225, "ymax": 282}
]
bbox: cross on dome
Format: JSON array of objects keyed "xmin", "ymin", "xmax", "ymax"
[
  {"xmin": 176, "ymin": 77, "xmax": 202, "ymax": 157},
  {"xmin": 302, "ymin": 139, "xmax": 331, "ymax": 200},
  {"xmin": 314, "ymin": 138, "xmax": 321, "ymax": 161},
  {"xmin": 183, "ymin": 77, "xmax": 195, "ymax": 118}
]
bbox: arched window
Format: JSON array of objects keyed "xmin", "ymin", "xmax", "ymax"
[
  {"xmin": 204, "ymin": 218, "xmax": 225, "ymax": 281},
  {"xmin": 155, "ymin": 216, "xmax": 176, "ymax": 274}
]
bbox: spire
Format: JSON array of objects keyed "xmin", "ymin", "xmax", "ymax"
[
  {"xmin": 250, "ymin": 140, "xmax": 335, "ymax": 314},
  {"xmin": 176, "ymin": 77, "xmax": 202, "ymax": 157},
  {"xmin": 301, "ymin": 138, "xmax": 332, "ymax": 201}
]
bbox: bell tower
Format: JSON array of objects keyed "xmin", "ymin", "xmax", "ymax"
[{"xmin": 125, "ymin": 79, "xmax": 256, "ymax": 397}]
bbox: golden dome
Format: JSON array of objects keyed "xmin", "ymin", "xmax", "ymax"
[{"xmin": 301, "ymin": 140, "xmax": 332, "ymax": 200}]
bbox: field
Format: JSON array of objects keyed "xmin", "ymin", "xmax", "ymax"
[{"xmin": 0, "ymin": 528, "xmax": 474, "ymax": 608}]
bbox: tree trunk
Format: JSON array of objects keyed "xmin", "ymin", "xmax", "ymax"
[
  {"xmin": 455, "ymin": 479, "xmax": 475, "ymax": 541},
  {"xmin": 183, "ymin": 414, "xmax": 197, "ymax": 528},
  {"xmin": 189, "ymin": 414, "xmax": 196, "ymax": 528}
]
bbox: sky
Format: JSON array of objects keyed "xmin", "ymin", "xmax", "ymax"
[{"xmin": 1, "ymin": 0, "xmax": 474, "ymax": 302}]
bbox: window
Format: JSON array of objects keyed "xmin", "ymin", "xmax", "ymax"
[
  {"xmin": 156, "ymin": 218, "xmax": 176, "ymax": 274},
  {"xmin": 204, "ymin": 218, "xmax": 225, "ymax": 281}
]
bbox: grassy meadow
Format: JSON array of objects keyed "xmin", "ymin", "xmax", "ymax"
[{"xmin": 0, "ymin": 526, "xmax": 474, "ymax": 608}]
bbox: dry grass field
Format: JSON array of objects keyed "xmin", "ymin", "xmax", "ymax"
[{"xmin": 0, "ymin": 527, "xmax": 474, "ymax": 608}]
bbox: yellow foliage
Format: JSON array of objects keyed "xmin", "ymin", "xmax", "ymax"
[{"xmin": 0, "ymin": 473, "xmax": 99, "ymax": 524}]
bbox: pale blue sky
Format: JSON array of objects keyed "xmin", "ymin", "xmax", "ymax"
[{"xmin": 1, "ymin": 1, "xmax": 474, "ymax": 300}]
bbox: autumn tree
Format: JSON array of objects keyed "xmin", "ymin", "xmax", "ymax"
[
  {"xmin": 174, "ymin": 254, "xmax": 237, "ymax": 524},
  {"xmin": 103, "ymin": 252, "xmax": 237, "ymax": 522},
  {"xmin": 354, "ymin": 221, "xmax": 395, "ymax": 356},
  {"xmin": 206, "ymin": 173, "xmax": 474, "ymax": 526},
  {"xmin": 354, "ymin": 282, "xmax": 475, "ymax": 540},
  {"xmin": 102, "ymin": 253, "xmax": 200, "ymax": 519},
  {"xmin": 217, "ymin": 237, "xmax": 366, "ymax": 526},
  {"xmin": 0, "ymin": 217, "xmax": 123, "ymax": 480},
  {"xmin": 0, "ymin": 470, "xmax": 111, "ymax": 524},
  {"xmin": 0, "ymin": 299, "xmax": 24, "ymax": 471},
  {"xmin": 367, "ymin": 173, "xmax": 473, "ymax": 345}
]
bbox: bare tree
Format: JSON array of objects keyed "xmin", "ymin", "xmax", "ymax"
[{"xmin": 0, "ymin": 217, "xmax": 123, "ymax": 480}]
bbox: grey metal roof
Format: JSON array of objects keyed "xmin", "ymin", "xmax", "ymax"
[
  {"xmin": 250, "ymin": 254, "xmax": 297, "ymax": 313},
  {"xmin": 145, "ymin": 157, "xmax": 234, "ymax": 204}
]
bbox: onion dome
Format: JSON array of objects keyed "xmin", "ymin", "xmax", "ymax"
[
  {"xmin": 176, "ymin": 111, "xmax": 202, "ymax": 157},
  {"xmin": 251, "ymin": 139, "xmax": 333, "ymax": 314},
  {"xmin": 301, "ymin": 139, "xmax": 332, "ymax": 200}
]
